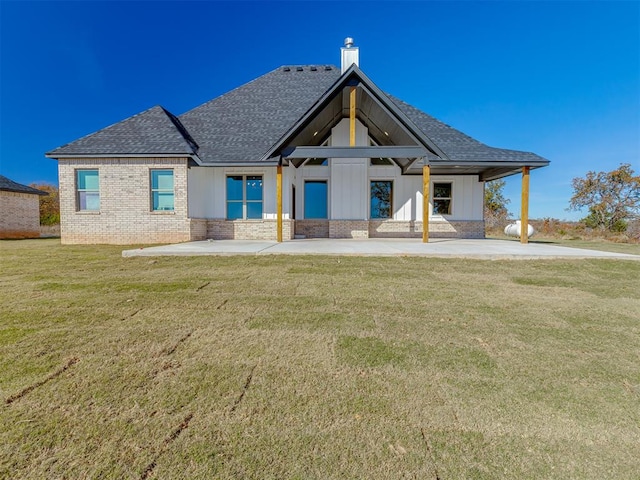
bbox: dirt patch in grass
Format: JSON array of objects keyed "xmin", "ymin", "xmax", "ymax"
[{"xmin": 1, "ymin": 239, "xmax": 639, "ymax": 479}]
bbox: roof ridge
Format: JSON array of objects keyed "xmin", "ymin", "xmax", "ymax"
[{"xmin": 159, "ymin": 107, "xmax": 199, "ymax": 153}]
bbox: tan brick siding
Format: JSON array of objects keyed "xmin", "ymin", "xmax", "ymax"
[
  {"xmin": 294, "ymin": 220, "xmax": 330, "ymax": 238},
  {"xmin": 369, "ymin": 221, "xmax": 420, "ymax": 238},
  {"xmin": 428, "ymin": 220, "xmax": 485, "ymax": 239},
  {"xmin": 369, "ymin": 220, "xmax": 485, "ymax": 239},
  {"xmin": 0, "ymin": 191, "xmax": 41, "ymax": 239},
  {"xmin": 58, "ymin": 158, "xmax": 191, "ymax": 244},
  {"xmin": 206, "ymin": 219, "xmax": 293, "ymax": 241},
  {"xmin": 190, "ymin": 219, "xmax": 208, "ymax": 241},
  {"xmin": 329, "ymin": 220, "xmax": 369, "ymax": 239}
]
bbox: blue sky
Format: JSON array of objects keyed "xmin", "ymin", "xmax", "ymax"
[{"xmin": 1, "ymin": 0, "xmax": 638, "ymax": 220}]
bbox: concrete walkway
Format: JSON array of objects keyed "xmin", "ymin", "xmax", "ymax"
[{"xmin": 122, "ymin": 238, "xmax": 639, "ymax": 259}]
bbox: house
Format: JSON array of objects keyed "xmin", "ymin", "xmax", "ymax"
[
  {"xmin": 46, "ymin": 39, "xmax": 549, "ymax": 245},
  {"xmin": 0, "ymin": 175, "xmax": 48, "ymax": 239}
]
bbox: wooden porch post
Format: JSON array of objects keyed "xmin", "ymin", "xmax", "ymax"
[
  {"xmin": 277, "ymin": 164, "xmax": 283, "ymax": 243},
  {"xmin": 349, "ymin": 86, "xmax": 356, "ymax": 146},
  {"xmin": 521, "ymin": 166, "xmax": 530, "ymax": 244},
  {"xmin": 422, "ymin": 164, "xmax": 430, "ymax": 243}
]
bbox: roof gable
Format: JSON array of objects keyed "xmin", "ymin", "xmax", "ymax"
[
  {"xmin": 263, "ymin": 64, "xmax": 449, "ymax": 163},
  {"xmin": 47, "ymin": 106, "xmax": 198, "ymax": 158}
]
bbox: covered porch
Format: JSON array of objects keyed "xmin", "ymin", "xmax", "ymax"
[{"xmin": 266, "ymin": 65, "xmax": 545, "ymax": 244}]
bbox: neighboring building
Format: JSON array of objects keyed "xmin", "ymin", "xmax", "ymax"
[
  {"xmin": 46, "ymin": 39, "xmax": 549, "ymax": 245},
  {"xmin": 0, "ymin": 175, "xmax": 48, "ymax": 239}
]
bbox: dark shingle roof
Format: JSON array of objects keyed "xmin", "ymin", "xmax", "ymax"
[
  {"xmin": 47, "ymin": 65, "xmax": 548, "ymax": 169},
  {"xmin": 47, "ymin": 106, "xmax": 198, "ymax": 157},
  {"xmin": 0, "ymin": 175, "xmax": 48, "ymax": 195},
  {"xmin": 390, "ymin": 96, "xmax": 547, "ymax": 164},
  {"xmin": 179, "ymin": 66, "xmax": 341, "ymax": 164}
]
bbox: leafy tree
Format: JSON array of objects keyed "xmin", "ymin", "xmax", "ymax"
[
  {"xmin": 568, "ymin": 163, "xmax": 640, "ymax": 232},
  {"xmin": 484, "ymin": 179, "xmax": 510, "ymax": 228},
  {"xmin": 30, "ymin": 183, "xmax": 60, "ymax": 225}
]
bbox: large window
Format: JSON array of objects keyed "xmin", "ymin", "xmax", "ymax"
[
  {"xmin": 76, "ymin": 170, "xmax": 100, "ymax": 211},
  {"xmin": 433, "ymin": 182, "xmax": 452, "ymax": 215},
  {"xmin": 370, "ymin": 181, "xmax": 392, "ymax": 219},
  {"xmin": 304, "ymin": 180, "xmax": 328, "ymax": 219},
  {"xmin": 151, "ymin": 170, "xmax": 175, "ymax": 211},
  {"xmin": 227, "ymin": 175, "xmax": 263, "ymax": 219}
]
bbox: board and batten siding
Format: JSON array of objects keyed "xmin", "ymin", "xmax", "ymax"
[
  {"xmin": 188, "ymin": 166, "xmax": 293, "ymax": 220},
  {"xmin": 187, "ymin": 115, "xmax": 484, "ymax": 224}
]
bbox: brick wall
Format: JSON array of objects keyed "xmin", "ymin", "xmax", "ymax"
[
  {"xmin": 369, "ymin": 220, "xmax": 485, "ymax": 239},
  {"xmin": 0, "ymin": 191, "xmax": 41, "ymax": 239},
  {"xmin": 369, "ymin": 221, "xmax": 420, "ymax": 238},
  {"xmin": 428, "ymin": 220, "xmax": 485, "ymax": 239},
  {"xmin": 329, "ymin": 220, "xmax": 369, "ymax": 239},
  {"xmin": 58, "ymin": 158, "xmax": 191, "ymax": 244},
  {"xmin": 190, "ymin": 218, "xmax": 208, "ymax": 241},
  {"xmin": 206, "ymin": 219, "xmax": 293, "ymax": 241},
  {"xmin": 294, "ymin": 220, "xmax": 330, "ymax": 238}
]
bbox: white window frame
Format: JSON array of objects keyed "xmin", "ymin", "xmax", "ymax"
[
  {"xmin": 432, "ymin": 182, "xmax": 453, "ymax": 216},
  {"xmin": 76, "ymin": 169, "xmax": 100, "ymax": 212},
  {"xmin": 150, "ymin": 169, "xmax": 175, "ymax": 212}
]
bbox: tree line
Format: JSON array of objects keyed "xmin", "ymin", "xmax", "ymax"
[{"xmin": 486, "ymin": 163, "xmax": 639, "ymax": 235}]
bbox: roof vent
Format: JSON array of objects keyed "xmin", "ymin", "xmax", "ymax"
[
  {"xmin": 296, "ymin": 66, "xmax": 303, "ymax": 72},
  {"xmin": 282, "ymin": 66, "xmax": 291, "ymax": 72},
  {"xmin": 310, "ymin": 65, "xmax": 317, "ymax": 71},
  {"xmin": 341, "ymin": 37, "xmax": 359, "ymax": 74},
  {"xmin": 325, "ymin": 65, "xmax": 332, "ymax": 71}
]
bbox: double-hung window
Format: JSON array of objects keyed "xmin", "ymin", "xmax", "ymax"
[
  {"xmin": 370, "ymin": 181, "xmax": 392, "ymax": 219},
  {"xmin": 151, "ymin": 170, "xmax": 175, "ymax": 211},
  {"xmin": 76, "ymin": 170, "xmax": 100, "ymax": 211},
  {"xmin": 226, "ymin": 175, "xmax": 263, "ymax": 219},
  {"xmin": 433, "ymin": 183, "xmax": 452, "ymax": 215}
]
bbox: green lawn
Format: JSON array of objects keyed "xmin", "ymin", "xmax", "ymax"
[{"xmin": 1, "ymin": 239, "xmax": 639, "ymax": 479}]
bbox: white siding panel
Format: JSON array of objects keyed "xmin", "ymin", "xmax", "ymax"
[
  {"xmin": 331, "ymin": 118, "xmax": 368, "ymax": 147},
  {"xmin": 395, "ymin": 175, "xmax": 422, "ymax": 221},
  {"xmin": 187, "ymin": 167, "xmax": 215, "ymax": 218},
  {"xmin": 430, "ymin": 175, "xmax": 482, "ymax": 220},
  {"xmin": 210, "ymin": 167, "xmax": 285, "ymax": 219},
  {"xmin": 212, "ymin": 169, "xmax": 226, "ymax": 218},
  {"xmin": 331, "ymin": 159, "xmax": 367, "ymax": 219}
]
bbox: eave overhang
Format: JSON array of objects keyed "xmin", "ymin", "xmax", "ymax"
[{"xmin": 45, "ymin": 153, "xmax": 204, "ymax": 165}]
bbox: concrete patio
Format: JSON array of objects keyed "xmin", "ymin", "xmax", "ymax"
[{"xmin": 122, "ymin": 238, "xmax": 639, "ymax": 259}]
